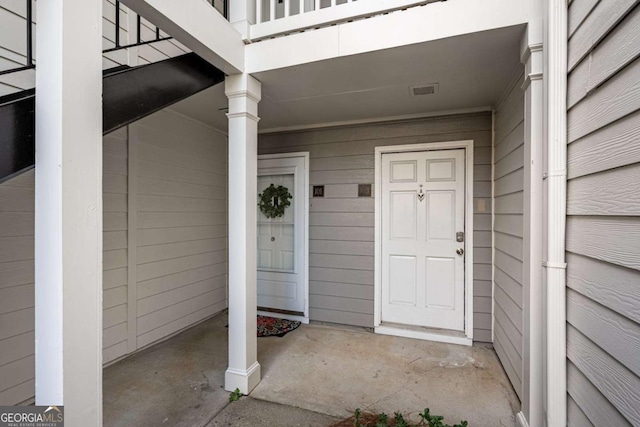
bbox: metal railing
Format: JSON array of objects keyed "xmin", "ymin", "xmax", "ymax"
[
  {"xmin": 103, "ymin": 0, "xmax": 174, "ymax": 54},
  {"xmin": 206, "ymin": 0, "xmax": 229, "ymax": 21},
  {"xmin": 0, "ymin": 0, "xmax": 229, "ymax": 77},
  {"xmin": 0, "ymin": 0, "xmax": 34, "ymax": 77}
]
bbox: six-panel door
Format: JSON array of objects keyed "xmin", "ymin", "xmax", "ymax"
[{"xmin": 381, "ymin": 149, "xmax": 466, "ymax": 331}]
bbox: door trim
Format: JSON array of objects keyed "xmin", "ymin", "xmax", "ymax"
[
  {"xmin": 373, "ymin": 141, "xmax": 474, "ymax": 345},
  {"xmin": 257, "ymin": 152, "xmax": 310, "ymax": 324}
]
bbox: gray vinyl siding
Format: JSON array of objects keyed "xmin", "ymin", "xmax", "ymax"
[
  {"xmin": 0, "ymin": 0, "xmax": 189, "ymax": 96},
  {"xmin": 259, "ymin": 113, "xmax": 493, "ymax": 339},
  {"xmin": 132, "ymin": 110, "xmax": 228, "ymax": 349},
  {"xmin": 566, "ymin": 1, "xmax": 640, "ymax": 426},
  {"xmin": 0, "ymin": 171, "xmax": 35, "ymax": 405},
  {"xmin": 102, "ymin": 128, "xmax": 130, "ymax": 364},
  {"xmin": 492, "ymin": 70, "xmax": 524, "ymax": 400},
  {"xmin": 0, "ymin": 133, "xmax": 129, "ymax": 404},
  {"xmin": 0, "ymin": 109, "xmax": 228, "ymax": 405}
]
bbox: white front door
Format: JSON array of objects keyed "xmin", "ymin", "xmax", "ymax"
[
  {"xmin": 257, "ymin": 155, "xmax": 307, "ymax": 315},
  {"xmin": 381, "ymin": 149, "xmax": 466, "ymax": 331}
]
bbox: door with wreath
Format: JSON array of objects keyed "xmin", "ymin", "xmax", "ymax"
[{"xmin": 256, "ymin": 155, "xmax": 307, "ymax": 315}]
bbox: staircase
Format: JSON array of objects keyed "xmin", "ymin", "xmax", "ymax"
[{"xmin": 0, "ymin": 53, "xmax": 224, "ymax": 183}]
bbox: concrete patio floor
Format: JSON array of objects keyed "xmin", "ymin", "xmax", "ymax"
[{"xmin": 103, "ymin": 311, "xmax": 519, "ymax": 426}]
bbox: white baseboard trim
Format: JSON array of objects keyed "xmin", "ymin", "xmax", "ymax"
[
  {"xmin": 225, "ymin": 361, "xmax": 261, "ymax": 394},
  {"xmin": 257, "ymin": 310, "xmax": 309, "ymax": 324},
  {"xmin": 375, "ymin": 325, "xmax": 472, "ymax": 346},
  {"xmin": 516, "ymin": 411, "xmax": 529, "ymax": 427}
]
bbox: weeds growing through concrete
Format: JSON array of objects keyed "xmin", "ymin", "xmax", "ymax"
[
  {"xmin": 331, "ymin": 407, "xmax": 468, "ymax": 427},
  {"xmin": 228, "ymin": 388, "xmax": 243, "ymax": 402}
]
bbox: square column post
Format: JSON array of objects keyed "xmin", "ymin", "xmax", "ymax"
[
  {"xmin": 35, "ymin": 0, "xmax": 103, "ymax": 424},
  {"xmin": 519, "ymin": 26, "xmax": 544, "ymax": 427},
  {"xmin": 229, "ymin": 0, "xmax": 256, "ymax": 41},
  {"xmin": 225, "ymin": 74, "xmax": 262, "ymax": 394}
]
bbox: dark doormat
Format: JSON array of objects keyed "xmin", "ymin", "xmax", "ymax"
[{"xmin": 257, "ymin": 315, "xmax": 301, "ymax": 337}]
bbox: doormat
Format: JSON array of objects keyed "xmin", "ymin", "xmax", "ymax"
[{"xmin": 257, "ymin": 315, "xmax": 301, "ymax": 337}]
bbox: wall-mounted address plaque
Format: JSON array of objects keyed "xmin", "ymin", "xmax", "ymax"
[
  {"xmin": 358, "ymin": 184, "xmax": 372, "ymax": 197},
  {"xmin": 313, "ymin": 185, "xmax": 324, "ymax": 197}
]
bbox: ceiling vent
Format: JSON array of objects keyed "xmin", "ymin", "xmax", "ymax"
[{"xmin": 410, "ymin": 83, "xmax": 439, "ymax": 96}]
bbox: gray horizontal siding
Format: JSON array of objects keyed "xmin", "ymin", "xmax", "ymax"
[
  {"xmin": 0, "ymin": 129, "xmax": 130, "ymax": 404},
  {"xmin": 492, "ymin": 69, "xmax": 524, "ymax": 400},
  {"xmin": 102, "ymin": 128, "xmax": 130, "ymax": 365},
  {"xmin": 133, "ymin": 110, "xmax": 228, "ymax": 349},
  {"xmin": 259, "ymin": 113, "xmax": 493, "ymax": 338},
  {"xmin": 0, "ymin": 170, "xmax": 35, "ymax": 405},
  {"xmin": 0, "ymin": 109, "xmax": 228, "ymax": 405},
  {"xmin": 567, "ymin": 1, "xmax": 640, "ymax": 425}
]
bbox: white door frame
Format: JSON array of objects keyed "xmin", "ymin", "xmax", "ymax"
[
  {"xmin": 257, "ymin": 152, "xmax": 310, "ymax": 324},
  {"xmin": 374, "ymin": 140, "xmax": 474, "ymax": 345}
]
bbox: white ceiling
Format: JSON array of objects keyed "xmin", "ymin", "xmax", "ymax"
[{"xmin": 169, "ymin": 24, "xmax": 525, "ymax": 132}]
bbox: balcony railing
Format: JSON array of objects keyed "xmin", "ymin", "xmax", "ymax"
[
  {"xmin": 0, "ymin": 0, "xmax": 228, "ymax": 78},
  {"xmin": 103, "ymin": 1, "xmax": 174, "ymax": 53},
  {"xmin": 252, "ymin": 0, "xmax": 442, "ymax": 40}
]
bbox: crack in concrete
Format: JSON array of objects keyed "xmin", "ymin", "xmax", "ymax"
[{"xmin": 363, "ymin": 377, "xmax": 411, "ymax": 411}]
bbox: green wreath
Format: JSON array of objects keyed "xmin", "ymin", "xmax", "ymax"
[{"xmin": 258, "ymin": 184, "xmax": 292, "ymax": 218}]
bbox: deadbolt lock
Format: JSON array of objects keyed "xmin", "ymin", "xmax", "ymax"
[
  {"xmin": 456, "ymin": 231, "xmax": 465, "ymax": 242},
  {"xmin": 456, "ymin": 248, "xmax": 464, "ymax": 256}
]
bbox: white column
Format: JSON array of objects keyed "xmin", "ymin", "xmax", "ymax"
[
  {"xmin": 225, "ymin": 74, "xmax": 262, "ymax": 394},
  {"xmin": 35, "ymin": 0, "xmax": 103, "ymax": 424},
  {"xmin": 229, "ymin": 0, "xmax": 256, "ymax": 41},
  {"xmin": 520, "ymin": 29, "xmax": 544, "ymax": 427},
  {"xmin": 545, "ymin": 0, "xmax": 568, "ymax": 425}
]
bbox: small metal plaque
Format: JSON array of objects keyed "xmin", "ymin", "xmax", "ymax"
[
  {"xmin": 358, "ymin": 184, "xmax": 372, "ymax": 197},
  {"xmin": 313, "ymin": 185, "xmax": 324, "ymax": 198}
]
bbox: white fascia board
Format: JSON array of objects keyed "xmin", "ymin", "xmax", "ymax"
[
  {"xmin": 246, "ymin": 0, "xmax": 531, "ymax": 73},
  {"xmin": 122, "ymin": 0, "xmax": 245, "ymax": 74}
]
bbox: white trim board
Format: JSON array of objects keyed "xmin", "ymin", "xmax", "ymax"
[
  {"xmin": 374, "ymin": 140, "xmax": 475, "ymax": 345},
  {"xmin": 375, "ymin": 325, "xmax": 472, "ymax": 346},
  {"xmin": 257, "ymin": 152, "xmax": 310, "ymax": 323}
]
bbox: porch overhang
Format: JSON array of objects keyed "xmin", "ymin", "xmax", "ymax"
[{"xmin": 246, "ymin": 0, "xmax": 532, "ymax": 73}]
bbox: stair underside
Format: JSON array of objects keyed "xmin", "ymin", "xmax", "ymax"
[{"xmin": 0, "ymin": 53, "xmax": 225, "ymax": 183}]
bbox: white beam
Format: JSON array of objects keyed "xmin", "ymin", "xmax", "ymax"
[
  {"xmin": 35, "ymin": 0, "xmax": 103, "ymax": 424},
  {"xmin": 225, "ymin": 74, "xmax": 262, "ymax": 394},
  {"xmin": 122, "ymin": 0, "xmax": 245, "ymax": 74}
]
